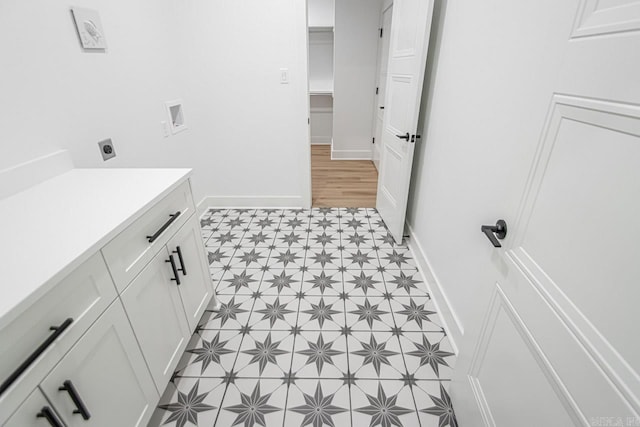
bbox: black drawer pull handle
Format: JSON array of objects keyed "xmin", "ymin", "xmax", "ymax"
[
  {"xmin": 37, "ymin": 406, "xmax": 64, "ymax": 427},
  {"xmin": 147, "ymin": 211, "xmax": 181, "ymax": 243},
  {"xmin": 59, "ymin": 380, "xmax": 91, "ymax": 420},
  {"xmin": 173, "ymin": 246, "xmax": 187, "ymax": 276},
  {"xmin": 0, "ymin": 318, "xmax": 73, "ymax": 396},
  {"xmin": 166, "ymin": 255, "xmax": 181, "ymax": 285}
]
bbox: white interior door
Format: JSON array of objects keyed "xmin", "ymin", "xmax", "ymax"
[
  {"xmin": 376, "ymin": 0, "xmax": 434, "ymax": 243},
  {"xmin": 372, "ymin": 3, "xmax": 393, "ymax": 171},
  {"xmin": 452, "ymin": 3, "xmax": 640, "ymax": 425}
]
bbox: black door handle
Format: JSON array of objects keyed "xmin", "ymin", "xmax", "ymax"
[
  {"xmin": 396, "ymin": 133, "xmax": 410, "ymax": 141},
  {"xmin": 59, "ymin": 380, "xmax": 91, "ymax": 420},
  {"xmin": 481, "ymin": 219, "xmax": 507, "ymax": 248},
  {"xmin": 166, "ymin": 255, "xmax": 181, "ymax": 285},
  {"xmin": 37, "ymin": 407, "xmax": 64, "ymax": 427},
  {"xmin": 173, "ymin": 246, "xmax": 187, "ymax": 276}
]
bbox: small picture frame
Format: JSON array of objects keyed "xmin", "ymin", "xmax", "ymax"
[{"xmin": 71, "ymin": 7, "xmax": 107, "ymax": 50}]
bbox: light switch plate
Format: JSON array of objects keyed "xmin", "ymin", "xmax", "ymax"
[
  {"xmin": 280, "ymin": 68, "xmax": 289, "ymax": 84},
  {"xmin": 98, "ymin": 139, "xmax": 116, "ymax": 161},
  {"xmin": 161, "ymin": 121, "xmax": 170, "ymax": 137}
]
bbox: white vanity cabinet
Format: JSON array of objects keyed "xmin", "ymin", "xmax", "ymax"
[{"xmin": 0, "ymin": 169, "xmax": 216, "ymax": 426}]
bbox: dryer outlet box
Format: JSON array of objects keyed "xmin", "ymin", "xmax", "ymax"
[{"xmin": 98, "ymin": 139, "xmax": 116, "ymax": 161}]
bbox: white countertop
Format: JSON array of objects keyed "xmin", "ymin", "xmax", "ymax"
[{"xmin": 0, "ymin": 168, "xmax": 192, "ymax": 326}]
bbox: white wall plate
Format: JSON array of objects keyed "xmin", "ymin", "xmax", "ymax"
[
  {"xmin": 165, "ymin": 100, "xmax": 187, "ymax": 134},
  {"xmin": 71, "ymin": 7, "xmax": 107, "ymax": 50}
]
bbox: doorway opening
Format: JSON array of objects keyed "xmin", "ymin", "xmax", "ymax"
[
  {"xmin": 307, "ymin": 0, "xmax": 393, "ymax": 208},
  {"xmin": 311, "ymin": 145, "xmax": 378, "ymax": 207}
]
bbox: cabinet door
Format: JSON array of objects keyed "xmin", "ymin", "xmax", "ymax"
[
  {"xmin": 168, "ymin": 215, "xmax": 215, "ymax": 330},
  {"xmin": 39, "ymin": 301, "xmax": 158, "ymax": 427},
  {"xmin": 4, "ymin": 388, "xmax": 64, "ymax": 427},
  {"xmin": 120, "ymin": 247, "xmax": 191, "ymax": 392}
]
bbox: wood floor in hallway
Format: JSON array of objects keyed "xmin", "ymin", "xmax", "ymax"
[{"xmin": 311, "ymin": 144, "xmax": 378, "ymax": 207}]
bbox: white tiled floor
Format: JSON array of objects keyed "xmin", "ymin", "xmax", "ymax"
[{"xmin": 150, "ymin": 208, "xmax": 458, "ymax": 427}]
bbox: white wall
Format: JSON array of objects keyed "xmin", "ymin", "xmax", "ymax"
[
  {"xmin": 308, "ymin": 0, "xmax": 335, "ymax": 27},
  {"xmin": 332, "ymin": 0, "xmax": 381, "ymax": 160},
  {"xmin": 0, "ymin": 0, "xmax": 310, "ymax": 207},
  {"xmin": 406, "ymin": 0, "xmax": 579, "ymax": 345},
  {"xmin": 308, "ymin": 29, "xmax": 334, "ymax": 92},
  {"xmin": 310, "ymin": 95, "xmax": 333, "ymax": 145}
]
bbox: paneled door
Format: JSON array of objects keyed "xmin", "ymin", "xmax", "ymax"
[
  {"xmin": 376, "ymin": 0, "xmax": 435, "ymax": 243},
  {"xmin": 452, "ymin": 2, "xmax": 640, "ymax": 425},
  {"xmin": 372, "ymin": 1, "xmax": 393, "ymax": 171}
]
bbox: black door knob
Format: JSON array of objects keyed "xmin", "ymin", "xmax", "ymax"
[
  {"xmin": 396, "ymin": 133, "xmax": 410, "ymax": 141},
  {"xmin": 481, "ymin": 220, "xmax": 507, "ymax": 247}
]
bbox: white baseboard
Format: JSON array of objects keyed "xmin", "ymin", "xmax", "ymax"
[
  {"xmin": 406, "ymin": 222, "xmax": 463, "ymax": 354},
  {"xmin": 331, "ymin": 149, "xmax": 373, "ymax": 160},
  {"xmin": 0, "ymin": 150, "xmax": 73, "ymax": 199},
  {"xmin": 197, "ymin": 196, "xmax": 305, "ymax": 215},
  {"xmin": 311, "ymin": 137, "xmax": 331, "ymax": 145}
]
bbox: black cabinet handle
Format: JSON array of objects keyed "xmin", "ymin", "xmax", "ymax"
[
  {"xmin": 166, "ymin": 255, "xmax": 181, "ymax": 285},
  {"xmin": 59, "ymin": 380, "xmax": 91, "ymax": 420},
  {"xmin": 481, "ymin": 219, "xmax": 507, "ymax": 248},
  {"xmin": 37, "ymin": 407, "xmax": 64, "ymax": 427},
  {"xmin": 396, "ymin": 132, "xmax": 410, "ymax": 141},
  {"xmin": 0, "ymin": 318, "xmax": 73, "ymax": 396},
  {"xmin": 173, "ymin": 246, "xmax": 187, "ymax": 276},
  {"xmin": 379, "ymin": 106, "xmax": 385, "ymax": 109},
  {"xmin": 147, "ymin": 212, "xmax": 181, "ymax": 243}
]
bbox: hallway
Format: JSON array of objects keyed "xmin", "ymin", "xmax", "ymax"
[{"xmin": 311, "ymin": 145, "xmax": 378, "ymax": 207}]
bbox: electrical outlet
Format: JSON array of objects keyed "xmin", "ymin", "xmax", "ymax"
[{"xmin": 98, "ymin": 138, "xmax": 116, "ymax": 161}]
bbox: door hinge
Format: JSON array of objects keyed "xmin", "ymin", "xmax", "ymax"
[
  {"xmin": 379, "ymin": 28, "xmax": 383, "ymax": 38},
  {"xmin": 372, "ymin": 137, "xmax": 375, "ymax": 144},
  {"xmin": 375, "ymin": 87, "xmax": 379, "ymax": 95}
]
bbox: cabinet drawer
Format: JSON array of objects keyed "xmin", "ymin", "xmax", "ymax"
[
  {"xmin": 101, "ymin": 180, "xmax": 195, "ymax": 292},
  {"xmin": 0, "ymin": 253, "xmax": 117, "ymax": 422},
  {"xmin": 4, "ymin": 388, "xmax": 64, "ymax": 427},
  {"xmin": 40, "ymin": 300, "xmax": 158, "ymax": 427}
]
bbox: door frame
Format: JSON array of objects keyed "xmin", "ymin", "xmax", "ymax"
[{"xmin": 302, "ymin": 0, "xmax": 313, "ymax": 208}]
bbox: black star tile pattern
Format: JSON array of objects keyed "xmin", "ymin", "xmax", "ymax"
[{"xmin": 151, "ymin": 208, "xmax": 458, "ymax": 427}]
